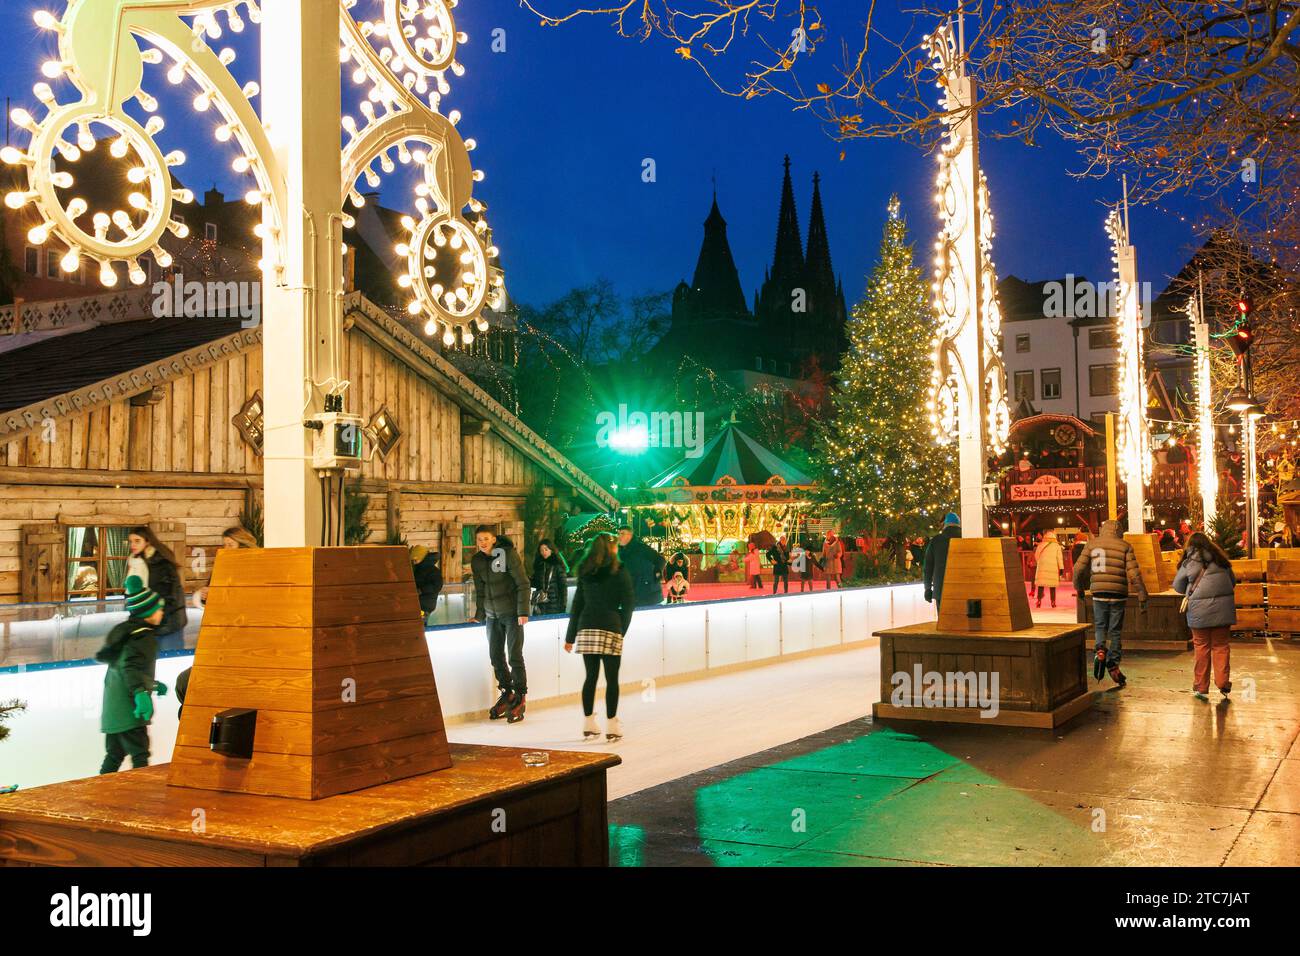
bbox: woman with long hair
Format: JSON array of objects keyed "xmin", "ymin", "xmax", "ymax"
[
  {"xmin": 126, "ymin": 526, "xmax": 188, "ymax": 651},
  {"xmin": 221, "ymin": 526, "xmax": 258, "ymax": 550},
  {"xmin": 563, "ymin": 532, "xmax": 635, "ymax": 742},
  {"xmin": 1173, "ymin": 531, "xmax": 1237, "ymax": 700},
  {"xmin": 530, "ymin": 538, "xmax": 569, "ymax": 615}
]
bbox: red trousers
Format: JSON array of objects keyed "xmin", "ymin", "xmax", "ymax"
[{"xmin": 1191, "ymin": 626, "xmax": 1231, "ymax": 693}]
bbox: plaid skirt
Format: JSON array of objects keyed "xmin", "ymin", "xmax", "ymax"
[{"xmin": 574, "ymin": 628, "xmax": 623, "ymax": 657}]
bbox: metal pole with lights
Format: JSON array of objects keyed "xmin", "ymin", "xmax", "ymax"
[
  {"xmin": 1190, "ymin": 275, "xmax": 1218, "ymax": 527},
  {"xmin": 1105, "ymin": 181, "xmax": 1151, "ymax": 535},
  {"xmin": 923, "ymin": 16, "xmax": 1011, "ymax": 537},
  {"xmin": 5, "ymin": 0, "xmax": 503, "ymax": 547},
  {"xmin": 1225, "ymin": 296, "xmax": 1263, "ymax": 558}
]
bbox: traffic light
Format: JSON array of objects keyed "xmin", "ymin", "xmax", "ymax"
[{"xmin": 1228, "ymin": 293, "xmax": 1254, "ymax": 357}]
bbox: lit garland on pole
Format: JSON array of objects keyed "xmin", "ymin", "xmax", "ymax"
[
  {"xmin": 1189, "ymin": 282, "xmax": 1218, "ymax": 525},
  {"xmin": 923, "ymin": 16, "xmax": 1009, "ymax": 535},
  {"xmin": 1105, "ymin": 187, "xmax": 1151, "ymax": 533}
]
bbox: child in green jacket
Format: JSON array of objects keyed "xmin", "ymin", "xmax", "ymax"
[{"xmin": 97, "ymin": 576, "xmax": 168, "ymax": 774}]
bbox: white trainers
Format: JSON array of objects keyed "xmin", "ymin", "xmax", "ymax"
[
  {"xmin": 605, "ymin": 716, "xmax": 623, "ymax": 742},
  {"xmin": 582, "ymin": 715, "xmax": 601, "ymax": 740}
]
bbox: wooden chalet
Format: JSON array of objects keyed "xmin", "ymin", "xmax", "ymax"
[{"xmin": 0, "ymin": 289, "xmax": 615, "ymax": 605}]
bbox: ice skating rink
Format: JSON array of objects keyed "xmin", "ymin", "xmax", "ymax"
[{"xmin": 448, "ymin": 643, "xmax": 881, "ymax": 800}]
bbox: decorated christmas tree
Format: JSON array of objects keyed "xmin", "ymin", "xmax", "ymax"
[{"xmin": 811, "ymin": 196, "xmax": 957, "ymax": 539}]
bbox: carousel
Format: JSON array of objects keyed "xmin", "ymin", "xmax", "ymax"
[{"xmin": 624, "ymin": 421, "xmax": 816, "ymax": 561}]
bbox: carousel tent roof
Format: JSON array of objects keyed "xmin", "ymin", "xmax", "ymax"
[
  {"xmin": 646, "ymin": 422, "xmax": 813, "ymax": 489},
  {"xmin": 1009, "ymin": 412, "xmax": 1097, "ymax": 439}
]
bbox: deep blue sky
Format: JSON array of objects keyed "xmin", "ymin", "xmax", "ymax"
[{"xmin": 1, "ymin": 1, "xmax": 1206, "ymax": 311}]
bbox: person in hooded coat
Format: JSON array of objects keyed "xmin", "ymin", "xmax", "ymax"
[
  {"xmin": 530, "ymin": 539, "xmax": 569, "ymax": 615},
  {"xmin": 1033, "ymin": 531, "xmax": 1065, "ymax": 608},
  {"xmin": 922, "ymin": 513, "xmax": 962, "ymax": 610},
  {"xmin": 1173, "ymin": 532, "xmax": 1237, "ymax": 700},
  {"xmin": 410, "ymin": 545, "xmax": 443, "ymax": 625}
]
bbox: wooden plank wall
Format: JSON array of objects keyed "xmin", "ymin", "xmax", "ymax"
[
  {"xmin": 0, "ymin": 487, "xmax": 247, "ymax": 602},
  {"xmin": 0, "ymin": 327, "xmax": 565, "ymax": 603}
]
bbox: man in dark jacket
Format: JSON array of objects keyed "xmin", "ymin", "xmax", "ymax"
[
  {"xmin": 1073, "ymin": 519, "xmax": 1148, "ymax": 687},
  {"xmin": 922, "ymin": 513, "xmax": 962, "ymax": 610},
  {"xmin": 468, "ymin": 527, "xmax": 531, "ymax": 722},
  {"xmin": 618, "ymin": 527, "xmax": 666, "ymax": 607},
  {"xmin": 410, "ymin": 545, "xmax": 443, "ymax": 625},
  {"xmin": 768, "ymin": 535, "xmax": 792, "ymax": 594}
]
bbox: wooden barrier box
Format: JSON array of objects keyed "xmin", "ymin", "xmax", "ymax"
[
  {"xmin": 0, "ymin": 745, "xmax": 619, "ymax": 867},
  {"xmin": 1076, "ymin": 591, "xmax": 1191, "ymax": 649},
  {"xmin": 872, "ymin": 621, "xmax": 1095, "ymax": 729}
]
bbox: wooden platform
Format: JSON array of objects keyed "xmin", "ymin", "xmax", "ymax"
[
  {"xmin": 0, "ymin": 745, "xmax": 619, "ymax": 867},
  {"xmin": 1076, "ymin": 591, "xmax": 1191, "ymax": 650},
  {"xmin": 871, "ymin": 620, "xmax": 1095, "ymax": 729}
]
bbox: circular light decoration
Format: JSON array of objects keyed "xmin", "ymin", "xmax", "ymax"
[
  {"xmin": 4, "ymin": 2, "xmax": 284, "ymax": 287},
  {"xmin": 340, "ymin": 0, "xmax": 505, "ymax": 345}
]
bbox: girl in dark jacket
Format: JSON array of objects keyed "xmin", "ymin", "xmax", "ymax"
[
  {"xmin": 126, "ymin": 526, "xmax": 188, "ymax": 651},
  {"xmin": 1173, "ymin": 532, "xmax": 1236, "ymax": 699},
  {"xmin": 530, "ymin": 539, "xmax": 569, "ymax": 615},
  {"xmin": 564, "ymin": 533, "xmax": 634, "ymax": 742}
]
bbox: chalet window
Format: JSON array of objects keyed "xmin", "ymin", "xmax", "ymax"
[
  {"xmin": 1089, "ymin": 363, "xmax": 1118, "ymax": 396},
  {"xmin": 1042, "ymin": 368, "xmax": 1062, "ymax": 400},
  {"xmin": 367, "ymin": 405, "xmax": 402, "ymax": 460},
  {"xmin": 1013, "ymin": 370, "xmax": 1034, "ymax": 401},
  {"xmin": 205, "ymin": 222, "xmax": 218, "ymax": 242},
  {"xmin": 66, "ymin": 526, "xmax": 132, "ymax": 601},
  {"xmin": 1089, "ymin": 327, "xmax": 1118, "ymax": 350},
  {"xmin": 46, "ymin": 251, "xmax": 60, "ymax": 279},
  {"xmin": 232, "ymin": 391, "xmax": 265, "ymax": 456},
  {"xmin": 1015, "ymin": 333, "xmax": 1031, "ymax": 353},
  {"xmin": 24, "ymin": 246, "xmax": 39, "ymax": 276}
]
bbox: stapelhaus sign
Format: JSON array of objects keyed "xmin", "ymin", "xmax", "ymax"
[{"xmin": 1009, "ymin": 475, "xmax": 1088, "ymax": 502}]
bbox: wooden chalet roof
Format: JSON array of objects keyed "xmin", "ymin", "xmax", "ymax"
[{"xmin": 0, "ymin": 292, "xmax": 616, "ymax": 512}]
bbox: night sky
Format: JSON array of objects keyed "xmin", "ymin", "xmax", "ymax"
[{"xmin": 1, "ymin": 1, "xmax": 1206, "ymax": 313}]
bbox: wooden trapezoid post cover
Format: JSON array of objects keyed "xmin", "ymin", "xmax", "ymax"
[
  {"xmin": 1124, "ymin": 532, "xmax": 1173, "ymax": 593},
  {"xmin": 169, "ymin": 546, "xmax": 452, "ymax": 800},
  {"xmin": 936, "ymin": 537, "xmax": 1034, "ymax": 633}
]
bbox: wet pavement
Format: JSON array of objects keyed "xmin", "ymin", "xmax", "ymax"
[{"xmin": 609, "ymin": 640, "xmax": 1300, "ymax": 866}]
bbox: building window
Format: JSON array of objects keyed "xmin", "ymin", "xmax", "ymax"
[
  {"xmin": 46, "ymin": 251, "xmax": 61, "ymax": 279},
  {"xmin": 1090, "ymin": 412, "xmax": 1110, "ymax": 430},
  {"xmin": 66, "ymin": 526, "xmax": 132, "ymax": 601},
  {"xmin": 1015, "ymin": 333, "xmax": 1031, "ymax": 353},
  {"xmin": 1013, "ymin": 370, "xmax": 1034, "ymax": 401},
  {"xmin": 1089, "ymin": 363, "xmax": 1118, "ymax": 396},
  {"xmin": 205, "ymin": 222, "xmax": 218, "ymax": 242},
  {"xmin": 24, "ymin": 246, "xmax": 39, "ymax": 276},
  {"xmin": 755, "ymin": 356, "xmax": 764, "ymax": 372},
  {"xmin": 1089, "ymin": 327, "xmax": 1118, "ymax": 350},
  {"xmin": 1041, "ymin": 368, "xmax": 1062, "ymax": 400}
]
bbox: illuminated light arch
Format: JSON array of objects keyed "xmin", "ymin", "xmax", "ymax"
[{"xmin": 5, "ymin": 0, "xmax": 503, "ymax": 344}]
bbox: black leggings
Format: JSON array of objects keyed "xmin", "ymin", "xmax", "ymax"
[{"xmin": 582, "ymin": 654, "xmax": 621, "ymax": 718}]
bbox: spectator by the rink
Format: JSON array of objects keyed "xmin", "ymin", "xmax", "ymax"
[
  {"xmin": 618, "ymin": 526, "xmax": 666, "ymax": 607},
  {"xmin": 564, "ymin": 532, "xmax": 635, "ymax": 743},
  {"xmin": 411, "ymin": 545, "xmax": 444, "ymax": 625},
  {"xmin": 1073, "ymin": 519, "xmax": 1148, "ymax": 689},
  {"xmin": 126, "ymin": 526, "xmax": 188, "ymax": 653},
  {"xmin": 1173, "ymin": 532, "xmax": 1236, "ymax": 701},
  {"xmin": 821, "ymin": 531, "xmax": 844, "ymax": 590},
  {"xmin": 922, "ymin": 512, "xmax": 962, "ymax": 611},
  {"xmin": 745, "ymin": 541, "xmax": 764, "ymax": 590},
  {"xmin": 529, "ymin": 539, "xmax": 569, "ymax": 616},
  {"xmin": 768, "ymin": 535, "xmax": 792, "ymax": 594},
  {"xmin": 664, "ymin": 551, "xmax": 691, "ymax": 585},
  {"xmin": 666, "ymin": 570, "xmax": 690, "ymax": 603}
]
